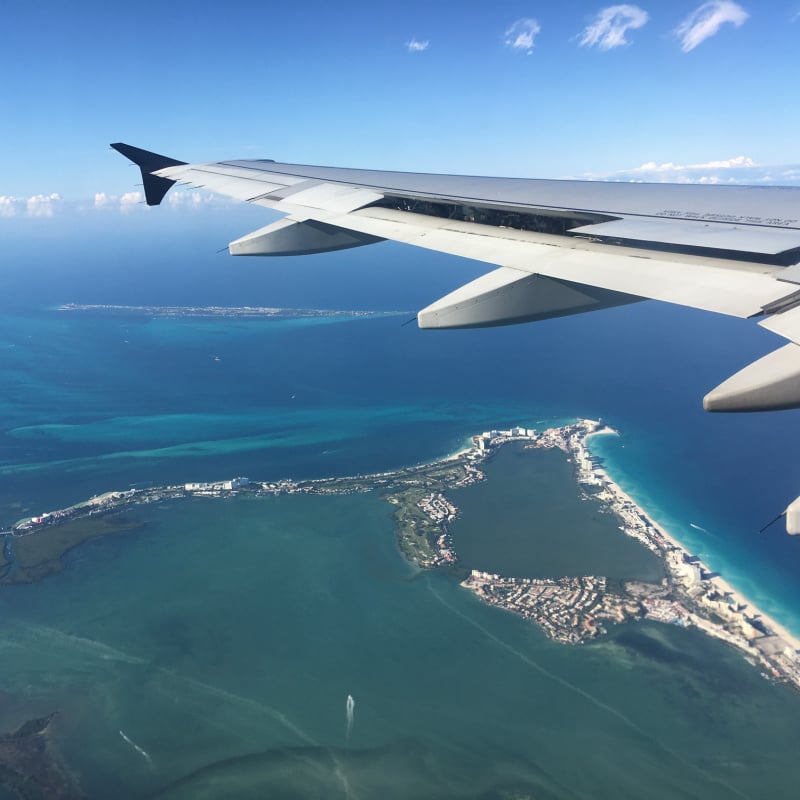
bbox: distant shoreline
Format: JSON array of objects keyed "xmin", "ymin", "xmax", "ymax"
[
  {"xmin": 4, "ymin": 418, "xmax": 799, "ymax": 689},
  {"xmin": 56, "ymin": 303, "xmax": 409, "ymax": 319}
]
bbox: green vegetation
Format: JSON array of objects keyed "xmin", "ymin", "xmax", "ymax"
[
  {"xmin": 383, "ymin": 488, "xmax": 440, "ymax": 567},
  {"xmin": 3, "ymin": 515, "xmax": 144, "ymax": 585},
  {"xmin": 1, "ymin": 451, "xmax": 478, "ymax": 585}
]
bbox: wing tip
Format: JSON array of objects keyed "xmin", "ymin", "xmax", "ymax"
[{"xmin": 110, "ymin": 143, "xmax": 187, "ymax": 206}]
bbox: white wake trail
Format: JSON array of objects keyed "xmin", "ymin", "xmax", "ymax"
[
  {"xmin": 345, "ymin": 693, "xmax": 355, "ymax": 746},
  {"xmin": 427, "ymin": 583, "xmax": 754, "ymax": 800},
  {"xmin": 119, "ymin": 729, "xmax": 153, "ymax": 766}
]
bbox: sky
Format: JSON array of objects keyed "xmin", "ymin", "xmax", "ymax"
[{"xmin": 2, "ymin": 0, "xmax": 800, "ymax": 215}]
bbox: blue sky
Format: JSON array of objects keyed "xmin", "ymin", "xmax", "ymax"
[{"xmin": 2, "ymin": 0, "xmax": 799, "ymax": 213}]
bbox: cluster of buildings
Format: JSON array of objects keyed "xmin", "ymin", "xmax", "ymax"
[
  {"xmin": 416, "ymin": 492, "xmax": 458, "ymax": 564},
  {"xmin": 462, "ymin": 570, "xmax": 638, "ymax": 644},
  {"xmin": 417, "ymin": 492, "xmax": 456, "ymax": 524},
  {"xmin": 552, "ymin": 420, "xmax": 800, "ymax": 687},
  {"xmin": 10, "ymin": 489, "xmax": 144, "ymax": 534},
  {"xmin": 10, "ymin": 416, "xmax": 800, "ymax": 690},
  {"xmin": 449, "ymin": 461, "xmax": 485, "ymax": 487},
  {"xmin": 184, "ymin": 477, "xmax": 250, "ymax": 494},
  {"xmin": 641, "ymin": 597, "xmax": 691, "ymax": 626},
  {"xmin": 456, "ymin": 419, "xmax": 800, "ymax": 689},
  {"xmin": 473, "ymin": 426, "xmax": 537, "ymax": 452}
]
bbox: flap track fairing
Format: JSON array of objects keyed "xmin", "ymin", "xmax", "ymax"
[
  {"xmin": 228, "ymin": 218, "xmax": 384, "ymax": 256},
  {"xmin": 417, "ymin": 267, "xmax": 641, "ymax": 329}
]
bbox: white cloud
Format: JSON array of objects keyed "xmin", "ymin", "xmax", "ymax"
[
  {"xmin": 631, "ymin": 155, "xmax": 757, "ymax": 173},
  {"xmin": 0, "ymin": 193, "xmax": 62, "ymax": 217},
  {"xmin": 91, "ymin": 188, "xmax": 228, "ymax": 213},
  {"xmin": 119, "ymin": 191, "xmax": 145, "ymax": 214},
  {"xmin": 26, "ymin": 193, "xmax": 62, "ymax": 217},
  {"xmin": 586, "ymin": 155, "xmax": 800, "ymax": 186},
  {"xmin": 0, "ymin": 196, "xmax": 18, "ymax": 217},
  {"xmin": 579, "ymin": 5, "xmax": 649, "ymax": 50},
  {"xmin": 675, "ymin": 1, "xmax": 748, "ymax": 52},
  {"xmin": 89, "ymin": 191, "xmax": 147, "ymax": 213},
  {"xmin": 405, "ymin": 38, "xmax": 429, "ymax": 53},
  {"xmin": 504, "ymin": 19, "xmax": 541, "ymax": 54},
  {"xmin": 120, "ymin": 191, "xmax": 143, "ymax": 205},
  {"xmin": 167, "ymin": 190, "xmax": 217, "ymax": 208}
]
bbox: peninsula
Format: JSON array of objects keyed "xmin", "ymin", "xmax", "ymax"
[{"xmin": 4, "ymin": 420, "xmax": 800, "ymax": 691}]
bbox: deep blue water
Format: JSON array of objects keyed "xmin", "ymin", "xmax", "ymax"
[
  {"xmin": 3, "ymin": 207, "xmax": 800, "ymax": 631},
  {"xmin": 3, "ymin": 207, "xmax": 800, "ymax": 796}
]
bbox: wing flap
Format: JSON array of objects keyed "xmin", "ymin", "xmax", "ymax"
[
  {"xmin": 112, "ymin": 144, "xmax": 800, "ymax": 322},
  {"xmin": 273, "ymin": 183, "xmax": 384, "ymax": 213},
  {"xmin": 338, "ymin": 207, "xmax": 790, "ymax": 318},
  {"xmin": 570, "ymin": 218, "xmax": 800, "ymax": 256}
]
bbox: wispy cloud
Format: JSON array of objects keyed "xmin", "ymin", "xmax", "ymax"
[
  {"xmin": 504, "ymin": 19, "xmax": 541, "ymax": 54},
  {"xmin": 579, "ymin": 5, "xmax": 649, "ymax": 50},
  {"xmin": 405, "ymin": 38, "xmax": 429, "ymax": 53},
  {"xmin": 675, "ymin": 1, "xmax": 748, "ymax": 52},
  {"xmin": 0, "ymin": 193, "xmax": 62, "ymax": 217}
]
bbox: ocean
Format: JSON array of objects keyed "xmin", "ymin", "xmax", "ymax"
[{"xmin": 2, "ymin": 206, "xmax": 800, "ymax": 797}]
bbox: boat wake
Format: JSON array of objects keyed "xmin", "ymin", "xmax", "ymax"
[{"xmin": 120, "ymin": 729, "xmax": 153, "ymax": 766}]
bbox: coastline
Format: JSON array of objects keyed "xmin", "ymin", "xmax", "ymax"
[
  {"xmin": 5, "ymin": 418, "xmax": 799, "ymax": 688},
  {"xmin": 457, "ymin": 421, "xmax": 800, "ymax": 686},
  {"xmin": 584, "ymin": 435, "xmax": 800, "ymax": 653},
  {"xmin": 567, "ymin": 421, "xmax": 800, "ymax": 671}
]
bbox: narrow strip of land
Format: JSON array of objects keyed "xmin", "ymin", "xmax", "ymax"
[{"xmin": 4, "ymin": 419, "xmax": 799, "ymax": 690}]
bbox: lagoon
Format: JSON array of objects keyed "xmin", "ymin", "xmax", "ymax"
[{"xmin": 450, "ymin": 443, "xmax": 664, "ymax": 582}]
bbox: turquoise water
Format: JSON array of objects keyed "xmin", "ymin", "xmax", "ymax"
[
  {"xmin": 3, "ymin": 213, "xmax": 800, "ymax": 796},
  {"xmin": 587, "ymin": 431, "xmax": 800, "ymax": 642},
  {"xmin": 2, "ymin": 495, "xmax": 800, "ymax": 798}
]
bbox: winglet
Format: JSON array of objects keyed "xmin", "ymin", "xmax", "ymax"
[{"xmin": 110, "ymin": 143, "xmax": 187, "ymax": 206}]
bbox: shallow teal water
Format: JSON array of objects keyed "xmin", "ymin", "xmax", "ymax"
[
  {"xmin": 2, "ymin": 494, "xmax": 800, "ymax": 798},
  {"xmin": 3, "ymin": 226, "xmax": 800, "ymax": 797},
  {"xmin": 450, "ymin": 443, "xmax": 664, "ymax": 581}
]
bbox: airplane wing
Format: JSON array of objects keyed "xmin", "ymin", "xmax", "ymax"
[{"xmin": 111, "ymin": 143, "xmax": 800, "ymax": 415}]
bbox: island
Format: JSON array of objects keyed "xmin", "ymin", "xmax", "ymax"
[
  {"xmin": 0, "ymin": 712, "xmax": 82, "ymax": 799},
  {"xmin": 57, "ymin": 303, "xmax": 407, "ymax": 320},
  {"xmin": 3, "ymin": 419, "xmax": 799, "ymax": 691}
]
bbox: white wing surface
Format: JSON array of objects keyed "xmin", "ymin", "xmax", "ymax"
[{"xmin": 111, "ymin": 143, "xmax": 800, "ymax": 414}]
